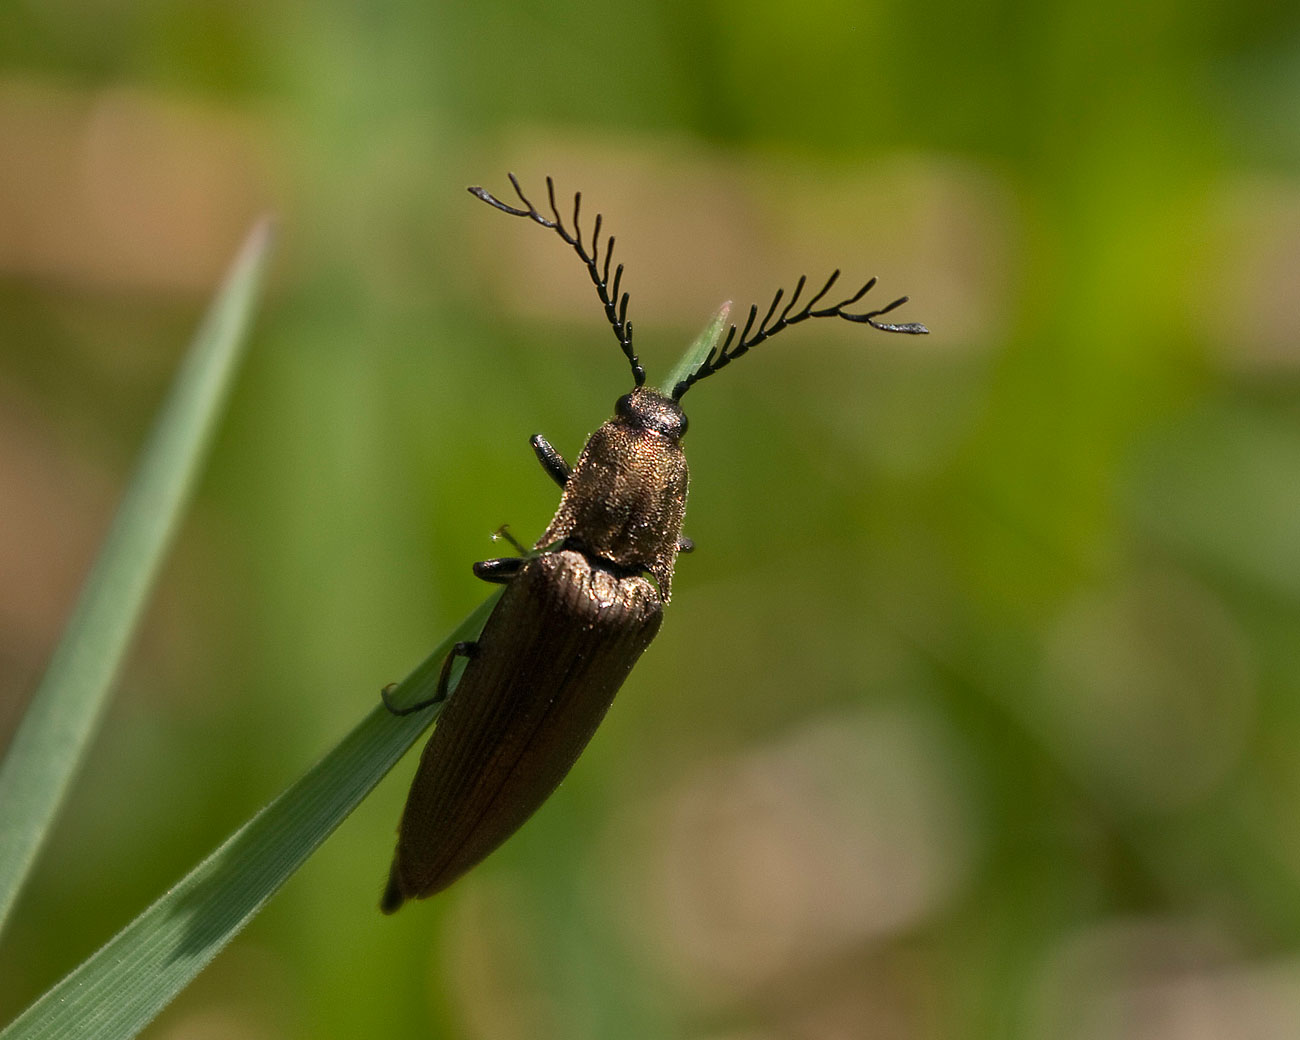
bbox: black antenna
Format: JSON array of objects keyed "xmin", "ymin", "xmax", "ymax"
[
  {"xmin": 672, "ymin": 270, "xmax": 928, "ymax": 400},
  {"xmin": 469, "ymin": 174, "xmax": 646, "ymax": 387}
]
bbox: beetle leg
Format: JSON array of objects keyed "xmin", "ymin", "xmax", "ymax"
[
  {"xmin": 677, "ymin": 536, "xmax": 695, "ymax": 553},
  {"xmin": 491, "ymin": 524, "xmax": 528, "ymax": 554},
  {"xmin": 380, "ymin": 681, "xmax": 433, "ymax": 716},
  {"xmin": 530, "ymin": 433, "xmax": 571, "ymax": 487},
  {"xmin": 434, "ymin": 641, "xmax": 479, "ymax": 702},
  {"xmin": 474, "ymin": 556, "xmax": 525, "ymax": 583},
  {"xmin": 381, "ymin": 641, "xmax": 479, "ymax": 716}
]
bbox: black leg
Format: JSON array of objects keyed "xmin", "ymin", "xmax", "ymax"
[
  {"xmin": 435, "ymin": 641, "xmax": 478, "ymax": 701},
  {"xmin": 531, "ymin": 434, "xmax": 571, "ymax": 488},
  {"xmin": 677, "ymin": 536, "xmax": 695, "ymax": 553},
  {"xmin": 491, "ymin": 524, "xmax": 528, "ymax": 554},
  {"xmin": 474, "ymin": 556, "xmax": 525, "ymax": 583},
  {"xmin": 381, "ymin": 641, "xmax": 479, "ymax": 716}
]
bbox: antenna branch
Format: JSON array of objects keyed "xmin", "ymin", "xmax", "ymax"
[
  {"xmin": 672, "ymin": 270, "xmax": 928, "ymax": 399},
  {"xmin": 469, "ymin": 175, "xmax": 646, "ymax": 387}
]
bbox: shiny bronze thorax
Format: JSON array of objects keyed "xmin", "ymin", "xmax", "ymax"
[{"xmin": 537, "ymin": 387, "xmax": 688, "ymax": 600}]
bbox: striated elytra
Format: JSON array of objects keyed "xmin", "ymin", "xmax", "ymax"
[{"xmin": 380, "ymin": 175, "xmax": 928, "ymax": 912}]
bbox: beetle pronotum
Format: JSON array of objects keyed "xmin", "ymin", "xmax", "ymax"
[{"xmin": 380, "ymin": 174, "xmax": 928, "ymax": 912}]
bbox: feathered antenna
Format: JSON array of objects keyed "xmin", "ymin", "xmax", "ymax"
[
  {"xmin": 469, "ymin": 174, "xmax": 646, "ymax": 387},
  {"xmin": 671, "ymin": 270, "xmax": 928, "ymax": 400}
]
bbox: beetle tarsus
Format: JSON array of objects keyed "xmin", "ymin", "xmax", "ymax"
[
  {"xmin": 474, "ymin": 556, "xmax": 525, "ymax": 583},
  {"xmin": 380, "ymin": 681, "xmax": 432, "ymax": 717},
  {"xmin": 531, "ymin": 433, "xmax": 571, "ymax": 487},
  {"xmin": 379, "ymin": 642, "xmax": 480, "ymax": 717},
  {"xmin": 677, "ymin": 536, "xmax": 695, "ymax": 553},
  {"xmin": 382, "ymin": 686, "xmax": 435, "ymax": 717},
  {"xmin": 379, "ymin": 683, "xmax": 398, "ymax": 712}
]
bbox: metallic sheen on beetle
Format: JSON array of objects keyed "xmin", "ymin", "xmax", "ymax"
[{"xmin": 380, "ymin": 175, "xmax": 928, "ymax": 912}]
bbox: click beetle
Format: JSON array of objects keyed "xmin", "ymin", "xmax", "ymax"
[{"xmin": 380, "ymin": 174, "xmax": 928, "ymax": 912}]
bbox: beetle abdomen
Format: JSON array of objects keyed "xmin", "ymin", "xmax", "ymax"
[{"xmin": 382, "ymin": 550, "xmax": 662, "ymax": 911}]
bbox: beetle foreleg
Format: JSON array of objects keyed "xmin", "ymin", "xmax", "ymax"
[
  {"xmin": 473, "ymin": 556, "xmax": 525, "ymax": 583},
  {"xmin": 530, "ymin": 433, "xmax": 571, "ymax": 487},
  {"xmin": 381, "ymin": 641, "xmax": 480, "ymax": 716}
]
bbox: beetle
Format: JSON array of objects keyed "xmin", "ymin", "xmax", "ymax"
[{"xmin": 380, "ymin": 174, "xmax": 928, "ymax": 912}]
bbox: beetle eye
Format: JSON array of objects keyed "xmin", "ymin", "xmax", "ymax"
[
  {"xmin": 614, "ymin": 393, "xmax": 635, "ymax": 418},
  {"xmin": 677, "ymin": 413, "xmax": 688, "ymax": 438}
]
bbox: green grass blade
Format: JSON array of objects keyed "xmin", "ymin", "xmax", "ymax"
[
  {"xmin": 0, "ymin": 220, "xmax": 276, "ymax": 933},
  {"xmin": 658, "ymin": 302, "xmax": 731, "ymax": 397},
  {"xmin": 0, "ymin": 591, "xmax": 500, "ymax": 1040}
]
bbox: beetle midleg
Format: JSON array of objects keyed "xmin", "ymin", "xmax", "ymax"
[
  {"xmin": 530, "ymin": 433, "xmax": 571, "ymax": 487},
  {"xmin": 490, "ymin": 524, "xmax": 528, "ymax": 554},
  {"xmin": 380, "ymin": 641, "xmax": 479, "ymax": 716},
  {"xmin": 473, "ymin": 556, "xmax": 525, "ymax": 583}
]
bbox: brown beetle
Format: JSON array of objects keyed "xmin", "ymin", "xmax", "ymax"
[{"xmin": 380, "ymin": 175, "xmax": 927, "ymax": 912}]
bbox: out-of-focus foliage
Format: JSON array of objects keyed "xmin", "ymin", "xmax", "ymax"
[{"xmin": 2, "ymin": 0, "xmax": 1300, "ymax": 1037}]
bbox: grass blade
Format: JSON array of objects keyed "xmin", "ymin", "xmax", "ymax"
[
  {"xmin": 0, "ymin": 220, "xmax": 276, "ymax": 933},
  {"xmin": 658, "ymin": 302, "xmax": 731, "ymax": 397},
  {"xmin": 0, "ymin": 593, "xmax": 499, "ymax": 1040}
]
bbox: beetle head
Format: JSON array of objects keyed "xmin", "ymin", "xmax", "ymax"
[{"xmin": 615, "ymin": 387, "xmax": 687, "ymax": 441}]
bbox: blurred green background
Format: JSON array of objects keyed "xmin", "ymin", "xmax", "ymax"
[{"xmin": 3, "ymin": 0, "xmax": 1300, "ymax": 1037}]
